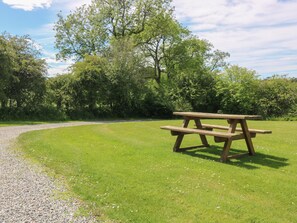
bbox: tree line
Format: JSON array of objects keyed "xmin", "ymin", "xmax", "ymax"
[{"xmin": 1, "ymin": 0, "xmax": 296, "ymax": 120}]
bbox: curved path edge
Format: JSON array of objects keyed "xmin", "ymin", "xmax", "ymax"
[{"xmin": 0, "ymin": 121, "xmax": 109, "ymax": 223}]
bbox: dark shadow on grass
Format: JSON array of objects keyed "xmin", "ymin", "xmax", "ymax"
[{"xmin": 179, "ymin": 146, "xmax": 289, "ymax": 169}]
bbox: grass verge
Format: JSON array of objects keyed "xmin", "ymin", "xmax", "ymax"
[
  {"xmin": 16, "ymin": 120, "xmax": 297, "ymax": 222},
  {"xmin": 0, "ymin": 121, "xmax": 72, "ymax": 127},
  {"xmin": 0, "ymin": 121, "xmax": 45, "ymax": 127}
]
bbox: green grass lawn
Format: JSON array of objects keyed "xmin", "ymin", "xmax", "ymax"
[{"xmin": 16, "ymin": 120, "xmax": 297, "ymax": 222}]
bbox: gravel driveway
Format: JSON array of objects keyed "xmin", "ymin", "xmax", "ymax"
[{"xmin": 0, "ymin": 122, "xmax": 103, "ymax": 223}]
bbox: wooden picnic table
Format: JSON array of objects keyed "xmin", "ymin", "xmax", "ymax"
[{"xmin": 161, "ymin": 112, "xmax": 272, "ymax": 162}]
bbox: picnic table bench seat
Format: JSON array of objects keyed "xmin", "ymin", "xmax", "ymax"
[
  {"xmin": 160, "ymin": 125, "xmax": 256, "ymax": 143},
  {"xmin": 201, "ymin": 124, "xmax": 272, "ymax": 134},
  {"xmin": 160, "ymin": 125, "xmax": 243, "ymax": 138}
]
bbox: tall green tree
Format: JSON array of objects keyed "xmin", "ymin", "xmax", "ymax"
[
  {"xmin": 2, "ymin": 34, "xmax": 47, "ymax": 109},
  {"xmin": 0, "ymin": 35, "xmax": 12, "ymax": 107},
  {"xmin": 165, "ymin": 37, "xmax": 229, "ymax": 78},
  {"xmin": 55, "ymin": 4, "xmax": 108, "ymax": 61},
  {"xmin": 71, "ymin": 55, "xmax": 110, "ymax": 115},
  {"xmin": 104, "ymin": 38, "xmax": 146, "ymax": 116},
  {"xmin": 160, "ymin": 37, "xmax": 228, "ymax": 112},
  {"xmin": 55, "ymin": 38, "xmax": 147, "ymax": 118},
  {"xmin": 54, "ymin": 0, "xmax": 172, "ymax": 61},
  {"xmin": 136, "ymin": 10, "xmax": 187, "ymax": 83},
  {"xmin": 46, "ymin": 73, "xmax": 74, "ymax": 111}
]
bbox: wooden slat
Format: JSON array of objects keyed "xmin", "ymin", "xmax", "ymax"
[
  {"xmin": 220, "ymin": 139, "xmax": 232, "ymax": 162},
  {"xmin": 160, "ymin": 126, "xmax": 241, "ymax": 138},
  {"xmin": 173, "ymin": 119, "xmax": 190, "ymax": 152},
  {"xmin": 201, "ymin": 124, "xmax": 272, "ymax": 134},
  {"xmin": 214, "ymin": 132, "xmax": 256, "ymax": 143},
  {"xmin": 194, "ymin": 118, "xmax": 209, "ymax": 146},
  {"xmin": 173, "ymin": 112, "xmax": 262, "ymax": 120},
  {"xmin": 220, "ymin": 120, "xmax": 238, "ymax": 162},
  {"xmin": 240, "ymin": 120, "xmax": 256, "ymax": 156},
  {"xmin": 171, "ymin": 131, "xmax": 191, "ymax": 136}
]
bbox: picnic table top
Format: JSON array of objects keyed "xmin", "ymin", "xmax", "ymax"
[{"xmin": 173, "ymin": 112, "xmax": 262, "ymax": 120}]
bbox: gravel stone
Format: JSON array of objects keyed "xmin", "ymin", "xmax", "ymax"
[{"xmin": 0, "ymin": 122, "xmax": 103, "ymax": 223}]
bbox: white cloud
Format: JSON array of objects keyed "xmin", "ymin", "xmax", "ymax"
[
  {"xmin": 51, "ymin": 0, "xmax": 92, "ymax": 12},
  {"xmin": 2, "ymin": 0, "xmax": 52, "ymax": 11},
  {"xmin": 173, "ymin": 0, "xmax": 297, "ymax": 77},
  {"xmin": 2, "ymin": 0, "xmax": 91, "ymax": 11}
]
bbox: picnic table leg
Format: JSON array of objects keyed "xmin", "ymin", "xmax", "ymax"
[
  {"xmin": 173, "ymin": 118, "xmax": 190, "ymax": 152},
  {"xmin": 220, "ymin": 120, "xmax": 238, "ymax": 162},
  {"xmin": 240, "ymin": 120, "xmax": 256, "ymax": 155},
  {"xmin": 194, "ymin": 119, "xmax": 209, "ymax": 147},
  {"xmin": 220, "ymin": 139, "xmax": 232, "ymax": 162}
]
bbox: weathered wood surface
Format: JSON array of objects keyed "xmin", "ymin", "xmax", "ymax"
[
  {"xmin": 201, "ymin": 124, "xmax": 272, "ymax": 134},
  {"xmin": 160, "ymin": 126, "xmax": 241, "ymax": 138},
  {"xmin": 172, "ymin": 119, "xmax": 190, "ymax": 152},
  {"xmin": 214, "ymin": 133, "xmax": 256, "ymax": 143},
  {"xmin": 220, "ymin": 119, "xmax": 238, "ymax": 162},
  {"xmin": 194, "ymin": 118, "xmax": 209, "ymax": 147},
  {"xmin": 173, "ymin": 112, "xmax": 262, "ymax": 120},
  {"xmin": 240, "ymin": 120, "xmax": 256, "ymax": 155}
]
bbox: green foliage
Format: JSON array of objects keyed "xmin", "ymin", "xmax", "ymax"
[
  {"xmin": 0, "ymin": 33, "xmax": 49, "ymax": 120},
  {"xmin": 46, "ymin": 73, "xmax": 73, "ymax": 111},
  {"xmin": 257, "ymin": 75, "xmax": 297, "ymax": 117},
  {"xmin": 105, "ymin": 38, "xmax": 148, "ymax": 116},
  {"xmin": 0, "ymin": 35, "xmax": 13, "ymax": 102},
  {"xmin": 0, "ymin": 106, "xmax": 67, "ymax": 121},
  {"xmin": 165, "ymin": 37, "xmax": 210, "ymax": 77},
  {"xmin": 215, "ymin": 70, "xmax": 297, "ymax": 118},
  {"xmin": 166, "ymin": 37, "xmax": 229, "ymax": 77},
  {"xmin": 47, "ymin": 39, "xmax": 150, "ymax": 118},
  {"xmin": 72, "ymin": 55, "xmax": 109, "ymax": 114},
  {"xmin": 47, "ymin": 59, "xmax": 111, "ymax": 119},
  {"xmin": 137, "ymin": 8, "xmax": 188, "ymax": 83},
  {"xmin": 0, "ymin": 121, "xmax": 45, "ymax": 126},
  {"xmin": 54, "ymin": 0, "xmax": 172, "ymax": 60},
  {"xmin": 163, "ymin": 37, "xmax": 228, "ymax": 112},
  {"xmin": 216, "ymin": 65, "xmax": 259, "ymax": 114},
  {"xmin": 54, "ymin": 4, "xmax": 108, "ymax": 61},
  {"xmin": 171, "ymin": 71, "xmax": 218, "ymax": 112},
  {"xmin": 140, "ymin": 80, "xmax": 175, "ymax": 117},
  {"xmin": 17, "ymin": 121, "xmax": 297, "ymax": 222}
]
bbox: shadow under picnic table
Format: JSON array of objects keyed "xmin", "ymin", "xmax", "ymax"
[{"xmin": 179, "ymin": 146, "xmax": 289, "ymax": 170}]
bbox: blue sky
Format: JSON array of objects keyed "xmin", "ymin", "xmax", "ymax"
[{"xmin": 1, "ymin": 0, "xmax": 297, "ymax": 78}]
